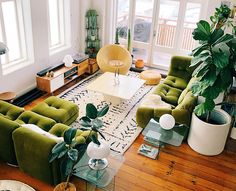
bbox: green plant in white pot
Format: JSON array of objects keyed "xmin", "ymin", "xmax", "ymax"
[
  {"xmin": 49, "ymin": 103, "xmax": 109, "ymax": 191},
  {"xmin": 79, "ymin": 103, "xmax": 110, "ymax": 170},
  {"xmin": 187, "ymin": 4, "xmax": 236, "ymax": 156}
]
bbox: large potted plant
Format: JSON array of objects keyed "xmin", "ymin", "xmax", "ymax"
[
  {"xmin": 49, "ymin": 103, "xmax": 109, "ymax": 191},
  {"xmin": 187, "ymin": 4, "xmax": 236, "ymax": 156}
]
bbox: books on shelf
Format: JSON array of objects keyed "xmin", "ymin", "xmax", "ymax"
[{"xmin": 138, "ymin": 144, "xmax": 159, "ymax": 159}]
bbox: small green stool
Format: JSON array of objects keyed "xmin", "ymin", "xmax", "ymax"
[{"xmin": 31, "ymin": 96, "xmax": 79, "ymax": 125}]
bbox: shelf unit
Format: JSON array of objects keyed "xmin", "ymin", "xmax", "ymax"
[
  {"xmin": 36, "ymin": 59, "xmax": 98, "ymax": 93},
  {"xmin": 85, "ymin": 9, "xmax": 100, "ymax": 58}
]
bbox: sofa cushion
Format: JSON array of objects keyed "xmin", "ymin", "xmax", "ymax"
[
  {"xmin": 176, "ymin": 91, "xmax": 197, "ymax": 112},
  {"xmin": 168, "ymin": 56, "xmax": 193, "ymax": 82},
  {"xmin": 163, "ymin": 76, "xmax": 188, "ymax": 90},
  {"xmin": 0, "ymin": 100, "xmax": 24, "ymax": 120},
  {"xmin": 152, "ymin": 84, "xmax": 182, "ymax": 106},
  {"xmin": 15, "ymin": 111, "xmax": 56, "ymax": 132},
  {"xmin": 32, "ymin": 96, "xmax": 79, "ymax": 125},
  {"xmin": 178, "ymin": 77, "xmax": 197, "ymax": 104}
]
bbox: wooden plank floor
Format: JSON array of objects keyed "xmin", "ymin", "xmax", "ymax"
[{"xmin": 1, "ymin": 77, "xmax": 236, "ymax": 191}]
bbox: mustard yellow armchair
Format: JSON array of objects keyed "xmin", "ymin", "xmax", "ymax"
[{"xmin": 96, "ymin": 44, "xmax": 132, "ymax": 75}]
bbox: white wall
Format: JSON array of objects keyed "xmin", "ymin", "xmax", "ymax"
[
  {"xmin": 0, "ymin": 0, "xmax": 229, "ymax": 96},
  {"xmin": 0, "ymin": 0, "xmax": 90, "ymax": 96}
]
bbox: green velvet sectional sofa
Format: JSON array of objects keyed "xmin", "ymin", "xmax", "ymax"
[
  {"xmin": 136, "ymin": 56, "xmax": 197, "ymax": 128},
  {"xmin": 0, "ymin": 96, "xmax": 88, "ymax": 185}
]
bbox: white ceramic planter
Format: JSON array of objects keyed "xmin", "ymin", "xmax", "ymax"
[
  {"xmin": 230, "ymin": 127, "xmax": 236, "ymax": 139},
  {"xmin": 188, "ymin": 109, "xmax": 231, "ymax": 156}
]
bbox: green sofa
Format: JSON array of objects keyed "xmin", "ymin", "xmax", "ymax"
[
  {"xmin": 13, "ymin": 123, "xmax": 92, "ymax": 185},
  {"xmin": 0, "ymin": 96, "xmax": 81, "ymax": 184},
  {"xmin": 136, "ymin": 56, "xmax": 197, "ymax": 128}
]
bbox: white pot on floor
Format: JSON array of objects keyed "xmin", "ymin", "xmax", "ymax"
[{"xmin": 188, "ymin": 109, "xmax": 231, "ymax": 156}]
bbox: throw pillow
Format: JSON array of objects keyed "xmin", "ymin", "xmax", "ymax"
[{"xmin": 21, "ymin": 124, "xmax": 63, "ymax": 143}]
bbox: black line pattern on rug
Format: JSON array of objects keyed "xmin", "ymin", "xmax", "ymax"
[{"xmin": 59, "ymin": 71, "xmax": 154, "ymax": 154}]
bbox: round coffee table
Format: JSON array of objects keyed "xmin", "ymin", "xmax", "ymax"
[
  {"xmin": 0, "ymin": 180, "xmax": 35, "ymax": 191},
  {"xmin": 0, "ymin": 91, "xmax": 16, "ymax": 102}
]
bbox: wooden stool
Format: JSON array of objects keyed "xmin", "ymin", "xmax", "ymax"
[
  {"xmin": 0, "ymin": 92, "xmax": 16, "ymax": 102},
  {"xmin": 140, "ymin": 70, "xmax": 161, "ymax": 85}
]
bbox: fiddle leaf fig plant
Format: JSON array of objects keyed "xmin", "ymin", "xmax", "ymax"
[
  {"xmin": 49, "ymin": 103, "xmax": 109, "ymax": 189},
  {"xmin": 49, "ymin": 127, "xmax": 87, "ymax": 189},
  {"xmin": 190, "ymin": 4, "xmax": 236, "ymax": 121},
  {"xmin": 79, "ymin": 103, "xmax": 109, "ymax": 144}
]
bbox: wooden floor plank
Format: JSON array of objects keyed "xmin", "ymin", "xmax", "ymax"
[{"xmin": 1, "ymin": 78, "xmax": 236, "ymax": 191}]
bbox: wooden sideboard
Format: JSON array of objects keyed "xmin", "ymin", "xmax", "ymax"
[{"xmin": 36, "ymin": 59, "xmax": 98, "ymax": 93}]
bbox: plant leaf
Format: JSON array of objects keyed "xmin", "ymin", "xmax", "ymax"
[
  {"xmin": 192, "ymin": 60, "xmax": 209, "ymax": 77},
  {"xmin": 80, "ymin": 116, "xmax": 91, "ymax": 122},
  {"xmin": 201, "ymin": 67, "xmax": 217, "ymax": 87},
  {"xmin": 190, "ymin": 50, "xmax": 211, "ymax": 67},
  {"xmin": 194, "ymin": 99, "xmax": 215, "ymax": 116},
  {"xmin": 79, "ymin": 119, "xmax": 91, "ymax": 127},
  {"xmin": 192, "ymin": 20, "xmax": 211, "ymax": 41},
  {"xmin": 64, "ymin": 128, "xmax": 77, "ymax": 145},
  {"xmin": 97, "ymin": 104, "xmax": 109, "ymax": 117},
  {"xmin": 212, "ymin": 34, "xmax": 233, "ymax": 46},
  {"xmin": 48, "ymin": 152, "xmax": 58, "ymax": 163},
  {"xmin": 51, "ymin": 141, "xmax": 66, "ymax": 154},
  {"xmin": 86, "ymin": 103, "xmax": 98, "ymax": 119},
  {"xmin": 57, "ymin": 147, "xmax": 68, "ymax": 159},
  {"xmin": 191, "ymin": 43, "xmax": 208, "ymax": 57},
  {"xmin": 91, "ymin": 134, "xmax": 100, "ymax": 145},
  {"xmin": 92, "ymin": 118, "xmax": 103, "ymax": 129},
  {"xmin": 209, "ymin": 29, "xmax": 224, "ymax": 44},
  {"xmin": 68, "ymin": 149, "xmax": 78, "ymax": 162},
  {"xmin": 61, "ymin": 158, "xmax": 74, "ymax": 178},
  {"xmin": 212, "ymin": 51, "xmax": 228, "ymax": 69},
  {"xmin": 74, "ymin": 144, "xmax": 87, "ymax": 160}
]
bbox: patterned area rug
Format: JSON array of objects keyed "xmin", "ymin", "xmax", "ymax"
[{"xmin": 59, "ymin": 71, "xmax": 154, "ymax": 154}]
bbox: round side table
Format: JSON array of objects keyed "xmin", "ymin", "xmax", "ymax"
[
  {"xmin": 140, "ymin": 70, "xmax": 161, "ymax": 85},
  {"xmin": 0, "ymin": 91, "xmax": 16, "ymax": 102}
]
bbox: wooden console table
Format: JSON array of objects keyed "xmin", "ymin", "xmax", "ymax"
[{"xmin": 36, "ymin": 58, "xmax": 98, "ymax": 93}]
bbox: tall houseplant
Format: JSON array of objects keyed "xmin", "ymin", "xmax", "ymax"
[
  {"xmin": 190, "ymin": 4, "xmax": 236, "ymax": 119},
  {"xmin": 49, "ymin": 103, "xmax": 109, "ymax": 190},
  {"xmin": 187, "ymin": 4, "xmax": 236, "ymax": 155}
]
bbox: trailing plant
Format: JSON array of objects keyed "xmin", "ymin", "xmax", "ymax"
[
  {"xmin": 190, "ymin": 4, "xmax": 236, "ymax": 121},
  {"xmin": 49, "ymin": 103, "xmax": 109, "ymax": 189}
]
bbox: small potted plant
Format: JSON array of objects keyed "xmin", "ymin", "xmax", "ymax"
[
  {"xmin": 79, "ymin": 103, "xmax": 110, "ymax": 170},
  {"xmin": 49, "ymin": 103, "xmax": 109, "ymax": 190},
  {"xmin": 187, "ymin": 4, "xmax": 236, "ymax": 155}
]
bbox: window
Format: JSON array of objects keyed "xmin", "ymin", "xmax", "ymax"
[
  {"xmin": 115, "ymin": 0, "xmax": 207, "ymax": 70},
  {"xmin": 0, "ymin": 0, "xmax": 34, "ymax": 74},
  {"xmin": 48, "ymin": 0, "xmax": 71, "ymax": 54}
]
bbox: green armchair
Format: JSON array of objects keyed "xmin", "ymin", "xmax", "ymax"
[
  {"xmin": 136, "ymin": 56, "xmax": 197, "ymax": 128},
  {"xmin": 13, "ymin": 123, "xmax": 93, "ymax": 185},
  {"xmin": 0, "ymin": 101, "xmax": 24, "ymax": 164},
  {"xmin": 0, "ymin": 100, "xmax": 24, "ymax": 120}
]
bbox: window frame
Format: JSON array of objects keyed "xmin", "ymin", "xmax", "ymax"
[
  {"xmin": 0, "ymin": 0, "xmax": 34, "ymax": 75},
  {"xmin": 48, "ymin": 0, "xmax": 71, "ymax": 55},
  {"xmin": 113, "ymin": 0, "xmax": 208, "ymax": 71}
]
